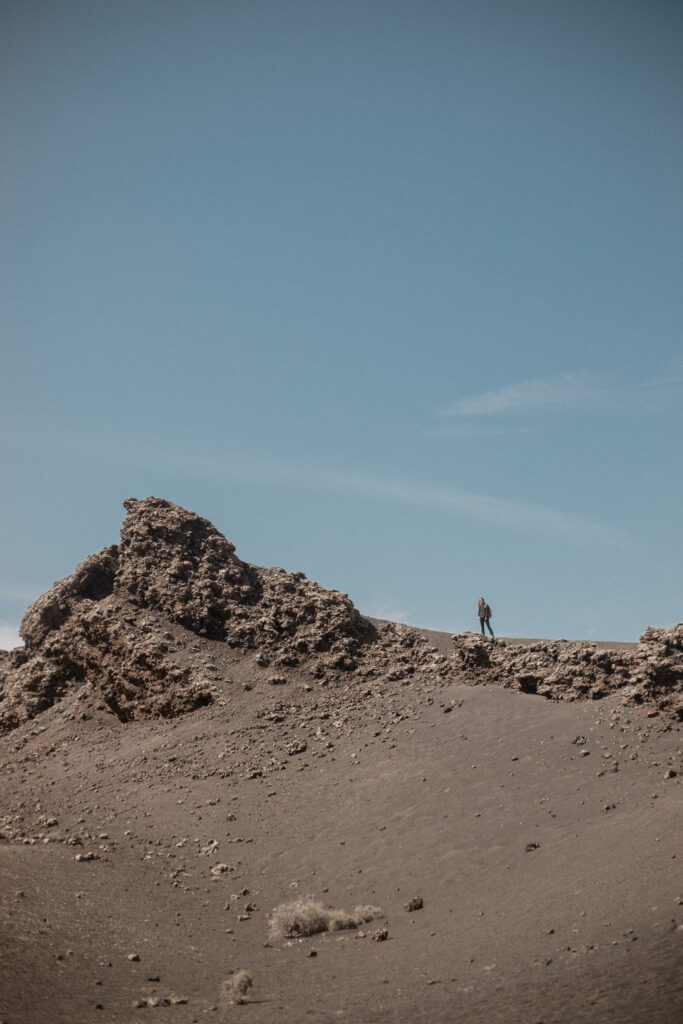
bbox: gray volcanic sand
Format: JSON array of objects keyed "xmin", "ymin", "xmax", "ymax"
[{"xmin": 0, "ymin": 627, "xmax": 681, "ymax": 1024}]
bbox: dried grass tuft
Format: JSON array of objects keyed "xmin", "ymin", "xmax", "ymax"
[
  {"xmin": 354, "ymin": 904, "xmax": 383, "ymax": 923},
  {"xmin": 269, "ymin": 896, "xmax": 382, "ymax": 941},
  {"xmin": 327, "ymin": 908, "xmax": 356, "ymax": 931},
  {"xmin": 220, "ymin": 970, "xmax": 253, "ymax": 1006}
]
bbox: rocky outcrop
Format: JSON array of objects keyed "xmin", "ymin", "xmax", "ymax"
[
  {"xmin": 115, "ymin": 498, "xmax": 259, "ymax": 640},
  {"xmin": 0, "ymin": 498, "xmax": 444, "ymax": 732},
  {"xmin": 1, "ymin": 496, "xmax": 680, "ymax": 733},
  {"xmin": 451, "ymin": 626, "xmax": 683, "ymax": 720}
]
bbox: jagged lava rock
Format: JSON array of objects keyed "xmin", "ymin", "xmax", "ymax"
[
  {"xmin": 116, "ymin": 497, "xmax": 375, "ymax": 662},
  {"xmin": 0, "ymin": 497, "xmax": 445, "ymax": 732},
  {"xmin": 2, "ymin": 496, "xmax": 679, "ymax": 733},
  {"xmin": 451, "ymin": 626, "xmax": 683, "ymax": 719}
]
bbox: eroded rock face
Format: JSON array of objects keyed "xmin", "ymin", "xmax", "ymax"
[
  {"xmin": 20, "ymin": 547, "xmax": 119, "ymax": 648},
  {"xmin": 0, "ymin": 497, "xmax": 442, "ymax": 732},
  {"xmin": 116, "ymin": 498, "xmax": 259, "ymax": 640},
  {"xmin": 451, "ymin": 626, "xmax": 683, "ymax": 720},
  {"xmin": 1, "ymin": 496, "xmax": 680, "ymax": 733}
]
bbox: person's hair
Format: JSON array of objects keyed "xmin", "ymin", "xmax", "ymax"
[{"xmin": 478, "ymin": 597, "xmax": 485, "ymax": 605}]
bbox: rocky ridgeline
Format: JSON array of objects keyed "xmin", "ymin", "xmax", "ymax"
[
  {"xmin": 0, "ymin": 498, "xmax": 449, "ymax": 732},
  {"xmin": 0, "ymin": 497, "xmax": 680, "ymax": 733},
  {"xmin": 451, "ymin": 625, "xmax": 683, "ymax": 720}
]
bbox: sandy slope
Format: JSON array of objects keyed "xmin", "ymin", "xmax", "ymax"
[
  {"xmin": 1, "ymin": 632, "xmax": 681, "ymax": 1024},
  {"xmin": 0, "ymin": 500, "xmax": 680, "ymax": 1024}
]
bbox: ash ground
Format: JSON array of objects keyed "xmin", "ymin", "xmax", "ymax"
[
  {"xmin": 1, "ymin": 631, "xmax": 681, "ymax": 1024},
  {"xmin": 0, "ymin": 498, "xmax": 681, "ymax": 1023}
]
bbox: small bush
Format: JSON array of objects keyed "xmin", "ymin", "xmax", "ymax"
[
  {"xmin": 268, "ymin": 896, "xmax": 382, "ymax": 941},
  {"xmin": 327, "ymin": 908, "xmax": 356, "ymax": 931},
  {"xmin": 354, "ymin": 904, "xmax": 383, "ymax": 923},
  {"xmin": 221, "ymin": 970, "xmax": 253, "ymax": 1006}
]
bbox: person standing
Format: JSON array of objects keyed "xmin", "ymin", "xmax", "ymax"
[{"xmin": 477, "ymin": 597, "xmax": 494, "ymax": 637}]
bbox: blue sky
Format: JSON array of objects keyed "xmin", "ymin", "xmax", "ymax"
[{"xmin": 2, "ymin": 0, "xmax": 681, "ymax": 647}]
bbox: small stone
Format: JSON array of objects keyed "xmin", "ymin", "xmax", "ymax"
[
  {"xmin": 404, "ymin": 897, "xmax": 423, "ymax": 912},
  {"xmin": 372, "ymin": 928, "xmax": 389, "ymax": 942},
  {"xmin": 210, "ymin": 863, "xmax": 231, "ymax": 876},
  {"xmin": 127, "ymin": 953, "xmax": 140, "ymax": 962}
]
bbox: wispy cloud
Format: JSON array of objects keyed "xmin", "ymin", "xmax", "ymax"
[
  {"xmin": 310, "ymin": 470, "xmax": 632, "ymax": 550},
  {"xmin": 422, "ymin": 424, "xmax": 534, "ymax": 439},
  {"xmin": 0, "ymin": 622, "xmax": 23, "ymax": 650},
  {"xmin": 157, "ymin": 453, "xmax": 629, "ymax": 549},
  {"xmin": 0, "ymin": 585, "xmax": 42, "ymax": 603},
  {"xmin": 439, "ymin": 372, "xmax": 683, "ymax": 418},
  {"xmin": 362, "ymin": 604, "xmax": 411, "ymax": 625},
  {"xmin": 7, "ymin": 432, "xmax": 632, "ymax": 552},
  {"xmin": 177, "ymin": 458, "xmax": 633, "ymax": 549}
]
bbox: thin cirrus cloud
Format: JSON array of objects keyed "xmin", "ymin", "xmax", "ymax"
[
  {"xmin": 315, "ymin": 470, "xmax": 633, "ymax": 551},
  {"xmin": 0, "ymin": 585, "xmax": 42, "ymax": 603},
  {"xmin": 11, "ymin": 432, "xmax": 632, "ymax": 552},
  {"xmin": 0, "ymin": 622, "xmax": 23, "ymax": 650},
  {"xmin": 172, "ymin": 452, "xmax": 634, "ymax": 550},
  {"xmin": 438, "ymin": 373, "xmax": 681, "ymax": 418}
]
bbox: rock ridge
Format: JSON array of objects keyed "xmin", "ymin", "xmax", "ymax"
[
  {"xmin": 451, "ymin": 626, "xmax": 683, "ymax": 720},
  {"xmin": 0, "ymin": 498, "xmax": 447, "ymax": 731},
  {"xmin": 0, "ymin": 497, "xmax": 681, "ymax": 732}
]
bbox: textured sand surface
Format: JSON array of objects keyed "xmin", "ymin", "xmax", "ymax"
[{"xmin": 0, "ymin": 500, "xmax": 680, "ymax": 1023}]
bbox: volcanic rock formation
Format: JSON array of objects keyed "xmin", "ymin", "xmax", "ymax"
[
  {"xmin": 0, "ymin": 497, "xmax": 681, "ymax": 733},
  {"xmin": 451, "ymin": 625, "xmax": 683, "ymax": 720},
  {"xmin": 0, "ymin": 498, "xmax": 449, "ymax": 732}
]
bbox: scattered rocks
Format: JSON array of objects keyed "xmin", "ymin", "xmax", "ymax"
[
  {"xmin": 210, "ymin": 863, "xmax": 232, "ymax": 876},
  {"xmin": 134, "ymin": 994, "xmax": 187, "ymax": 1008}
]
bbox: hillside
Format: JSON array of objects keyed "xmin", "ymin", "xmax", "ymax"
[{"xmin": 0, "ymin": 498, "xmax": 681, "ymax": 1024}]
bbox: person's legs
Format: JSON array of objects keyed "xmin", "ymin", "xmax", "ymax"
[
  {"xmin": 486, "ymin": 620, "xmax": 495, "ymax": 637},
  {"xmin": 479, "ymin": 618, "xmax": 485, "ymax": 635}
]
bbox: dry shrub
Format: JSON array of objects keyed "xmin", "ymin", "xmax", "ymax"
[
  {"xmin": 327, "ymin": 908, "xmax": 356, "ymax": 931},
  {"xmin": 269, "ymin": 896, "xmax": 382, "ymax": 941},
  {"xmin": 354, "ymin": 904, "xmax": 383, "ymax": 923},
  {"xmin": 269, "ymin": 897, "xmax": 330, "ymax": 939},
  {"xmin": 220, "ymin": 970, "xmax": 253, "ymax": 1007}
]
